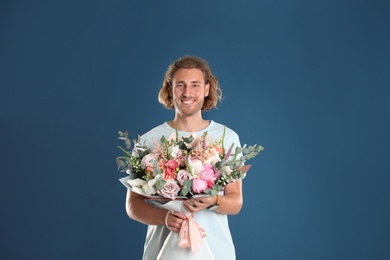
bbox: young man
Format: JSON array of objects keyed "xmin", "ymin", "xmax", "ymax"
[{"xmin": 126, "ymin": 56, "xmax": 243, "ymax": 259}]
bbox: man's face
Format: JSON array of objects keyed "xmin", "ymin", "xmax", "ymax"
[{"xmin": 171, "ymin": 68, "xmax": 210, "ymax": 117}]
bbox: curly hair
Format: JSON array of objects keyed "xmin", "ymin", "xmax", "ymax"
[{"xmin": 158, "ymin": 56, "xmax": 222, "ymax": 111}]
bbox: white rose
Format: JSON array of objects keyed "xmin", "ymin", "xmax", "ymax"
[{"xmin": 188, "ymin": 159, "xmax": 203, "ymax": 177}]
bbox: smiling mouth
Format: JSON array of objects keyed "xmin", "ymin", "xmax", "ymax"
[{"xmin": 181, "ymin": 99, "xmax": 195, "ymax": 105}]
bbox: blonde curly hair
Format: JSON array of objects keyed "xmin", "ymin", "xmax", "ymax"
[{"xmin": 158, "ymin": 56, "xmax": 222, "ymax": 111}]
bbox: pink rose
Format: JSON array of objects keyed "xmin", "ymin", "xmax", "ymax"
[
  {"xmin": 157, "ymin": 179, "xmax": 180, "ymax": 199},
  {"xmin": 176, "ymin": 169, "xmax": 192, "ymax": 186},
  {"xmin": 192, "ymin": 178, "xmax": 208, "ymax": 194}
]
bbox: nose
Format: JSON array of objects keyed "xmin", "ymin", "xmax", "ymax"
[{"xmin": 183, "ymin": 85, "xmax": 193, "ymax": 96}]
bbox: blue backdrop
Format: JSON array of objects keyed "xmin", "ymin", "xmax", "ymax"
[{"xmin": 1, "ymin": 1, "xmax": 389, "ymax": 259}]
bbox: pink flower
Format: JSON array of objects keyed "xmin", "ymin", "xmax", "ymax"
[
  {"xmin": 163, "ymin": 159, "xmax": 179, "ymax": 180},
  {"xmin": 215, "ymin": 146, "xmax": 223, "ymax": 155},
  {"xmin": 192, "ymin": 178, "xmax": 208, "ymax": 194},
  {"xmin": 177, "ymin": 169, "xmax": 193, "ymax": 186},
  {"xmin": 166, "ymin": 160, "xmax": 179, "ymax": 174},
  {"xmin": 157, "ymin": 179, "xmax": 180, "ymax": 199},
  {"xmin": 141, "ymin": 154, "xmax": 156, "ymax": 169},
  {"xmin": 175, "ymin": 150, "xmax": 186, "ymax": 167},
  {"xmin": 199, "ymin": 164, "xmax": 220, "ymax": 188}
]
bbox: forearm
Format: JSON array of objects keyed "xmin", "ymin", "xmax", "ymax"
[
  {"xmin": 183, "ymin": 180, "xmax": 243, "ymax": 215},
  {"xmin": 126, "ymin": 190, "xmax": 168, "ymax": 226},
  {"xmin": 213, "ymin": 191, "xmax": 243, "ymax": 215}
]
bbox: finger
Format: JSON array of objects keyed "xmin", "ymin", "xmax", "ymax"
[
  {"xmin": 171, "ymin": 211, "xmax": 187, "ymax": 219},
  {"xmin": 193, "ymin": 199, "xmax": 209, "ymax": 209},
  {"xmin": 199, "ymin": 197, "xmax": 214, "ymax": 207},
  {"xmin": 200, "ymin": 197, "xmax": 213, "ymax": 204},
  {"xmin": 183, "ymin": 201, "xmax": 196, "ymax": 213},
  {"xmin": 185, "ymin": 200, "xmax": 204, "ymax": 212},
  {"xmin": 189, "ymin": 199, "xmax": 203, "ymax": 207},
  {"xmin": 172, "ymin": 219, "xmax": 185, "ymax": 232},
  {"xmin": 166, "ymin": 213, "xmax": 182, "ymax": 232}
]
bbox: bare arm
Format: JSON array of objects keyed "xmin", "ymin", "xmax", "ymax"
[
  {"xmin": 126, "ymin": 190, "xmax": 186, "ymax": 232},
  {"xmin": 126, "ymin": 190, "xmax": 166, "ymax": 225},
  {"xmin": 183, "ymin": 180, "xmax": 243, "ymax": 215}
]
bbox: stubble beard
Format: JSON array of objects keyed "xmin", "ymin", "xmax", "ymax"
[{"xmin": 174, "ymin": 98, "xmax": 204, "ymax": 118}]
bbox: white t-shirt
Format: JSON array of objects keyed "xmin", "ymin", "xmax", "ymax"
[{"xmin": 140, "ymin": 121, "xmax": 241, "ymax": 260}]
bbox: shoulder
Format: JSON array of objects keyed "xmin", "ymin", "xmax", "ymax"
[
  {"xmin": 208, "ymin": 121, "xmax": 241, "ymax": 147},
  {"xmin": 141, "ymin": 123, "xmax": 166, "ymax": 138},
  {"xmin": 209, "ymin": 121, "xmax": 240, "ymax": 139},
  {"xmin": 140, "ymin": 123, "xmax": 172, "ymax": 147}
]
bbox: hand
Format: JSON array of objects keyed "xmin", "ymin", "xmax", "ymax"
[
  {"xmin": 165, "ymin": 211, "xmax": 186, "ymax": 233},
  {"xmin": 183, "ymin": 196, "xmax": 217, "ymax": 214}
]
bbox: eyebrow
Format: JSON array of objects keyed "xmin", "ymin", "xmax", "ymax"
[{"xmin": 175, "ymin": 80, "xmax": 202, "ymax": 84}]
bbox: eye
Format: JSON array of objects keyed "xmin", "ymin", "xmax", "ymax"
[{"xmin": 176, "ymin": 84, "xmax": 183, "ymax": 88}]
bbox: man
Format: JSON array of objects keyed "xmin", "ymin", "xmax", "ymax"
[{"xmin": 126, "ymin": 56, "xmax": 243, "ymax": 259}]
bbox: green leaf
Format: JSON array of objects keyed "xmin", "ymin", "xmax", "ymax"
[
  {"xmin": 178, "ymin": 142, "xmax": 188, "ymax": 150},
  {"xmin": 155, "ymin": 179, "xmax": 166, "ymax": 190},
  {"xmin": 180, "ymin": 179, "xmax": 193, "ymax": 196},
  {"xmin": 182, "ymin": 136, "xmax": 194, "ymax": 144}
]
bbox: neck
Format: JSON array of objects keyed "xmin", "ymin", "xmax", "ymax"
[{"xmin": 169, "ymin": 114, "xmax": 209, "ymax": 132}]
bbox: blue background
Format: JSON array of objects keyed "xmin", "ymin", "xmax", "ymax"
[{"xmin": 1, "ymin": 0, "xmax": 389, "ymax": 259}]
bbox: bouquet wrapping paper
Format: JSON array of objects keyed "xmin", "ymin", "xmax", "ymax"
[{"xmin": 120, "ymin": 176, "xmax": 215, "ymax": 259}]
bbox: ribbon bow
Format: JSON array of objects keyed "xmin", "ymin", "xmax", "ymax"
[{"xmin": 178, "ymin": 217, "xmax": 207, "ymax": 252}]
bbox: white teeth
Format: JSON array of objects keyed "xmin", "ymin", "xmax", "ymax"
[{"xmin": 182, "ymin": 100, "xmax": 194, "ymax": 104}]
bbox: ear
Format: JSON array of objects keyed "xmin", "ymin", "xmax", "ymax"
[{"xmin": 204, "ymin": 83, "xmax": 210, "ymax": 97}]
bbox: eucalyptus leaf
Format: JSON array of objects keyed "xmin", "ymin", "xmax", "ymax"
[{"xmin": 155, "ymin": 179, "xmax": 166, "ymax": 190}]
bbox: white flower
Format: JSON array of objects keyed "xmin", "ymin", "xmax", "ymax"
[
  {"xmin": 127, "ymin": 178, "xmax": 146, "ymax": 194},
  {"xmin": 188, "ymin": 159, "xmax": 203, "ymax": 177},
  {"xmin": 127, "ymin": 178, "xmax": 146, "ymax": 186},
  {"xmin": 169, "ymin": 145, "xmax": 180, "ymax": 158},
  {"xmin": 204, "ymin": 152, "xmax": 221, "ymax": 165},
  {"xmin": 220, "ymin": 166, "xmax": 233, "ymax": 176},
  {"xmin": 143, "ymin": 178, "xmax": 158, "ymax": 195}
]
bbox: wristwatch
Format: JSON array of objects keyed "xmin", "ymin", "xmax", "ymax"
[{"xmin": 207, "ymin": 194, "xmax": 220, "ymax": 210}]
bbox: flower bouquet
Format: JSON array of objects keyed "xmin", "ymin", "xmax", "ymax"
[
  {"xmin": 116, "ymin": 128, "xmax": 263, "ymax": 258},
  {"xmin": 116, "ymin": 128, "xmax": 263, "ymax": 199}
]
